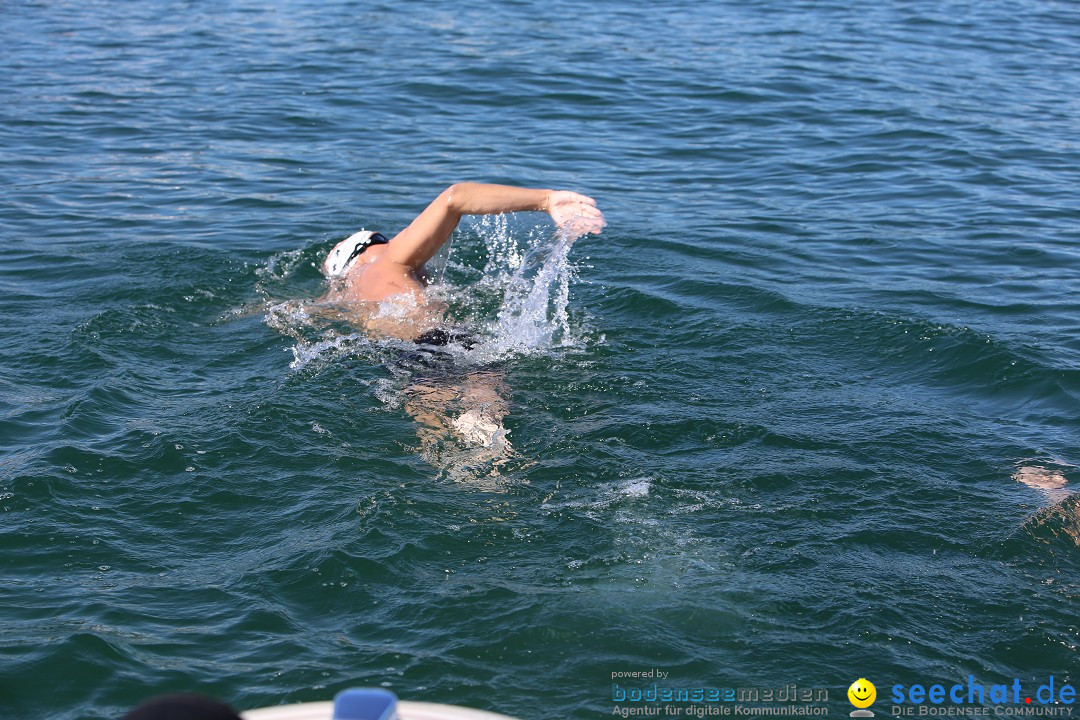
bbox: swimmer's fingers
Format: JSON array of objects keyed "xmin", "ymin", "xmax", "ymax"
[
  {"xmin": 548, "ymin": 190, "xmax": 597, "ymax": 208},
  {"xmin": 547, "ymin": 190, "xmax": 606, "ymax": 236},
  {"xmin": 557, "ymin": 213, "xmax": 606, "ymax": 239},
  {"xmin": 574, "ymin": 211, "xmax": 607, "ymax": 234}
]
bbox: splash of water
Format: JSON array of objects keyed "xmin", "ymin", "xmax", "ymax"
[{"xmin": 484, "ymin": 227, "xmax": 579, "ymax": 355}]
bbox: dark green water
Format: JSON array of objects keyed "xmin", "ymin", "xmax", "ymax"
[{"xmin": 2, "ymin": 1, "xmax": 1078, "ymax": 719}]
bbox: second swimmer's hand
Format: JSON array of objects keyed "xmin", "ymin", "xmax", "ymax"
[{"xmin": 547, "ymin": 190, "xmax": 606, "ymax": 238}]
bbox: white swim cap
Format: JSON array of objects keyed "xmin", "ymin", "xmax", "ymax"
[{"xmin": 322, "ymin": 230, "xmax": 390, "ymax": 278}]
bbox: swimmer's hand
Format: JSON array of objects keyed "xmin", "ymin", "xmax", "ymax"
[{"xmin": 546, "ymin": 190, "xmax": 606, "ymax": 238}]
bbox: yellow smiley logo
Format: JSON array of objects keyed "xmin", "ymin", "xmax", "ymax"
[{"xmin": 848, "ymin": 679, "xmax": 876, "ymax": 709}]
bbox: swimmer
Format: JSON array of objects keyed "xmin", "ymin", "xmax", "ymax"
[
  {"xmin": 1014, "ymin": 463, "xmax": 1079, "ymax": 547},
  {"xmin": 320, "ymin": 183, "xmax": 604, "ymax": 475},
  {"xmin": 322, "ymin": 183, "xmax": 605, "ymax": 339},
  {"xmin": 1013, "ymin": 465, "xmax": 1068, "ymax": 492}
]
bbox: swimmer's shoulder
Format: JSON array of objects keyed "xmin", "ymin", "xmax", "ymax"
[{"xmin": 335, "ymin": 257, "xmax": 420, "ymax": 303}]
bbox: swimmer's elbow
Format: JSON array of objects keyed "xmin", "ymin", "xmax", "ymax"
[{"xmin": 443, "ymin": 183, "xmax": 471, "ymax": 214}]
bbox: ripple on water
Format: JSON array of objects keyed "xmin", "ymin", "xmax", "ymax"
[{"xmin": 4, "ymin": 0, "xmax": 1080, "ymax": 718}]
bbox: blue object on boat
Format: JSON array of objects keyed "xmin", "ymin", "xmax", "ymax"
[{"xmin": 332, "ymin": 689, "xmax": 399, "ymax": 720}]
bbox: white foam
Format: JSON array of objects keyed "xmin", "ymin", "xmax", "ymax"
[
  {"xmin": 287, "ymin": 331, "xmax": 368, "ymax": 371},
  {"xmin": 619, "ymin": 478, "xmax": 651, "ymax": 497}
]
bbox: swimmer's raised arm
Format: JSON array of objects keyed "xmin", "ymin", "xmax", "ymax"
[{"xmin": 384, "ymin": 183, "xmax": 605, "ymax": 269}]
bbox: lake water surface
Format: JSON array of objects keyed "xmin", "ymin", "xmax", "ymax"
[{"xmin": 2, "ymin": 1, "xmax": 1078, "ymax": 718}]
